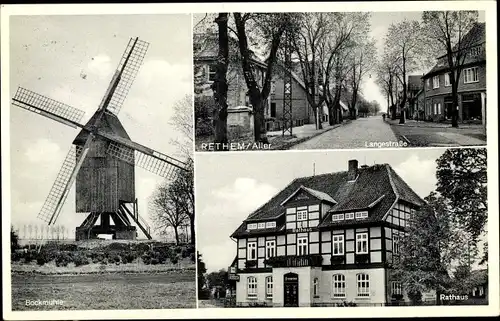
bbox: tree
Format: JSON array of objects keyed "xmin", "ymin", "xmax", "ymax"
[
  {"xmin": 211, "ymin": 13, "xmax": 230, "ymax": 149},
  {"xmin": 422, "ymin": 11, "xmax": 479, "ymax": 128},
  {"xmin": 435, "ymin": 148, "xmax": 487, "ymax": 245},
  {"xmin": 393, "ymin": 193, "xmax": 456, "ymax": 305},
  {"xmin": 169, "ymin": 94, "xmax": 194, "ymax": 157},
  {"xmin": 150, "ymin": 161, "xmax": 194, "ymax": 245},
  {"xmin": 376, "ymin": 51, "xmax": 399, "ymax": 119},
  {"xmin": 11, "ymin": 226, "xmax": 20, "ymax": 251},
  {"xmin": 233, "ymin": 13, "xmax": 291, "ymax": 143},
  {"xmin": 346, "ymin": 39, "xmax": 377, "ymax": 120},
  {"xmin": 206, "ymin": 269, "xmax": 229, "ymax": 296},
  {"xmin": 197, "ymin": 252, "xmax": 208, "ymax": 299},
  {"xmin": 292, "ymin": 12, "xmax": 370, "ymax": 127},
  {"xmin": 384, "ymin": 19, "xmax": 424, "ymax": 124}
]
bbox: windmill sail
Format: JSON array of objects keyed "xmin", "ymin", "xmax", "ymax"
[
  {"xmin": 104, "ymin": 37, "xmax": 149, "ymax": 115},
  {"xmin": 38, "ymin": 145, "xmax": 87, "ymax": 224},
  {"xmin": 106, "ymin": 139, "xmax": 186, "ymax": 179},
  {"xmin": 12, "ymin": 87, "xmax": 86, "ymax": 128}
]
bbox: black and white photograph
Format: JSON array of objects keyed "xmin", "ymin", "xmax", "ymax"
[
  {"xmin": 196, "ymin": 148, "xmax": 488, "ymax": 307},
  {"xmin": 193, "ymin": 11, "xmax": 487, "ymax": 151},
  {"xmin": 6, "ymin": 14, "xmax": 196, "ymax": 311},
  {"xmin": 2, "ymin": 1, "xmax": 498, "ymax": 321}
]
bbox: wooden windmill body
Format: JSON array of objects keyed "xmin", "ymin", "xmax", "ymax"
[{"xmin": 12, "ymin": 37, "xmax": 187, "ymax": 241}]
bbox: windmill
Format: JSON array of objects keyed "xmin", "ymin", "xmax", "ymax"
[{"xmin": 12, "ymin": 37, "xmax": 187, "ymax": 241}]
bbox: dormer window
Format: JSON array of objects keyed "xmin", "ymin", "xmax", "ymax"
[
  {"xmin": 258, "ymin": 222, "xmax": 266, "ymax": 229},
  {"xmin": 332, "ymin": 214, "xmax": 344, "ymax": 222},
  {"xmin": 345, "ymin": 213, "xmax": 355, "ymax": 220},
  {"xmin": 355, "ymin": 211, "xmax": 369, "ymax": 219},
  {"xmin": 266, "ymin": 221, "xmax": 276, "ymax": 228},
  {"xmin": 247, "ymin": 223, "xmax": 257, "ymax": 230}
]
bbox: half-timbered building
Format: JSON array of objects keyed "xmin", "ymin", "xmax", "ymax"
[{"xmin": 229, "ymin": 159, "xmax": 426, "ymax": 307}]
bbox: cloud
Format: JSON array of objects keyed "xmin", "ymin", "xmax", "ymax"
[
  {"xmin": 198, "ymin": 178, "xmax": 279, "ymax": 271},
  {"xmin": 24, "ymin": 138, "xmax": 63, "ymax": 164},
  {"xmin": 87, "ymin": 54, "xmax": 113, "ymax": 80},
  {"xmin": 393, "ymin": 154, "xmax": 437, "ymax": 198}
]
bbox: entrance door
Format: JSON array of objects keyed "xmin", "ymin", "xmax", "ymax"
[{"xmin": 284, "ymin": 273, "xmax": 299, "ymax": 307}]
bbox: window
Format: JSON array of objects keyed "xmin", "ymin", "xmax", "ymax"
[
  {"xmin": 270, "ymin": 102, "xmax": 276, "ymax": 117},
  {"xmin": 265, "ymin": 240, "xmax": 276, "ymax": 259},
  {"xmin": 426, "ymin": 78, "xmax": 430, "ymax": 89},
  {"xmin": 247, "ymin": 223, "xmax": 257, "ymax": 230},
  {"xmin": 297, "ymin": 210, "xmax": 308, "ymax": 221},
  {"xmin": 464, "ymin": 67, "xmax": 479, "ymax": 83},
  {"xmin": 265, "ymin": 221, "xmax": 276, "ymax": 228},
  {"xmin": 356, "ymin": 233, "xmax": 368, "ymax": 254},
  {"xmin": 469, "ymin": 46, "xmax": 481, "ymax": 57},
  {"xmin": 392, "ymin": 281, "xmax": 402, "ymax": 295},
  {"xmin": 393, "ymin": 234, "xmax": 400, "ymax": 255},
  {"xmin": 332, "ymin": 213, "xmax": 344, "ymax": 221},
  {"xmin": 438, "ymin": 103, "xmax": 442, "ymax": 114},
  {"xmin": 247, "ymin": 242, "xmax": 257, "ymax": 260},
  {"xmin": 357, "ymin": 273, "xmax": 370, "ymax": 297},
  {"xmin": 445, "ymin": 73, "xmax": 451, "ymax": 87},
  {"xmin": 208, "ymin": 65, "xmax": 217, "ymax": 82},
  {"xmin": 297, "ymin": 237, "xmax": 308, "ymax": 256},
  {"xmin": 266, "ymin": 276, "xmax": 273, "ymax": 298},
  {"xmin": 345, "ymin": 212, "xmax": 355, "ymax": 220},
  {"xmin": 432, "ymin": 75, "xmax": 440, "ymax": 89},
  {"xmin": 247, "ymin": 277, "xmax": 257, "ymax": 298},
  {"xmin": 333, "ymin": 274, "xmax": 346, "ymax": 298},
  {"xmin": 332, "ymin": 235, "xmax": 344, "ymax": 255},
  {"xmin": 258, "ymin": 222, "xmax": 265, "ymax": 229},
  {"xmin": 479, "ymin": 286, "xmax": 484, "ymax": 296},
  {"xmin": 313, "ymin": 278, "xmax": 319, "ymax": 297},
  {"xmin": 355, "ymin": 211, "xmax": 368, "ymax": 219}
]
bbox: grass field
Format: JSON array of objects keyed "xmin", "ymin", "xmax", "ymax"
[{"xmin": 11, "ymin": 270, "xmax": 196, "ymax": 310}]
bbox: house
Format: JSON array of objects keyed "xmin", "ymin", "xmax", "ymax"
[
  {"xmin": 421, "ymin": 22, "xmax": 486, "ymax": 124},
  {"xmin": 407, "ymin": 75, "xmax": 424, "ymax": 120},
  {"xmin": 193, "ymin": 32, "xmax": 322, "ymax": 133},
  {"xmin": 228, "ymin": 159, "xmax": 426, "ymax": 307},
  {"xmin": 468, "ymin": 268, "xmax": 488, "ymax": 305}
]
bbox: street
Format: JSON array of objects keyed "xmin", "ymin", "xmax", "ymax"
[
  {"xmin": 389, "ymin": 122, "xmax": 487, "ymax": 147},
  {"xmin": 290, "ymin": 116, "xmax": 400, "ymax": 150}
]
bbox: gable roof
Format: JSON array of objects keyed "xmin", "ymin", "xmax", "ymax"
[
  {"xmin": 73, "ymin": 110, "xmax": 131, "ymax": 145},
  {"xmin": 280, "ymin": 185, "xmax": 337, "ymax": 206},
  {"xmin": 423, "ymin": 22, "xmax": 486, "ymax": 78},
  {"xmin": 231, "ymin": 163, "xmax": 425, "ymax": 237}
]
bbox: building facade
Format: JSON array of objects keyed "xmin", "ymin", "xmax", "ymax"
[
  {"xmin": 421, "ymin": 23, "xmax": 486, "ymax": 124},
  {"xmin": 193, "ymin": 33, "xmax": 339, "ymax": 133},
  {"xmin": 229, "ymin": 160, "xmax": 427, "ymax": 307}
]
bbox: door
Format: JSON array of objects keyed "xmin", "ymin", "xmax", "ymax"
[{"xmin": 284, "ymin": 273, "xmax": 299, "ymax": 307}]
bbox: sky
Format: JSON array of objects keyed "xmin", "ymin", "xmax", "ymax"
[
  {"xmin": 9, "ymin": 14, "xmax": 192, "ymax": 239},
  {"xmin": 196, "ymin": 148, "xmax": 450, "ymax": 273}
]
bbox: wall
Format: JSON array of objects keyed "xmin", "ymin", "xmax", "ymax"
[
  {"xmin": 271, "ymin": 73, "xmax": 311, "ymax": 124},
  {"xmin": 236, "ymin": 267, "xmax": 387, "ymax": 306},
  {"xmin": 320, "ymin": 268, "xmax": 386, "ymax": 305}
]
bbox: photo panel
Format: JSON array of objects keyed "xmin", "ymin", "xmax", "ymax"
[
  {"xmin": 7, "ymin": 13, "xmax": 196, "ymax": 311},
  {"xmin": 196, "ymin": 148, "xmax": 489, "ymax": 308},
  {"xmin": 193, "ymin": 11, "xmax": 487, "ymax": 152}
]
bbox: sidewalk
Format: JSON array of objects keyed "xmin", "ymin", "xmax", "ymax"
[
  {"xmin": 268, "ymin": 121, "xmax": 350, "ymax": 150},
  {"xmin": 386, "ymin": 118, "xmax": 485, "ymax": 130}
]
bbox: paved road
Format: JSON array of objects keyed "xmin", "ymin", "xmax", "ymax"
[
  {"xmin": 389, "ymin": 124, "xmax": 486, "ymax": 147},
  {"xmin": 291, "ymin": 116, "xmax": 401, "ymax": 150}
]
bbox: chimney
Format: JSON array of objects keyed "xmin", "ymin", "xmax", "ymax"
[{"xmin": 348, "ymin": 159, "xmax": 358, "ymax": 181}]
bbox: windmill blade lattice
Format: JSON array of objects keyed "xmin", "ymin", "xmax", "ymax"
[
  {"xmin": 107, "ymin": 141, "xmax": 185, "ymax": 179},
  {"xmin": 106, "ymin": 38, "xmax": 149, "ymax": 115},
  {"xmin": 37, "ymin": 145, "xmax": 84, "ymax": 224},
  {"xmin": 12, "ymin": 87, "xmax": 86, "ymax": 126}
]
